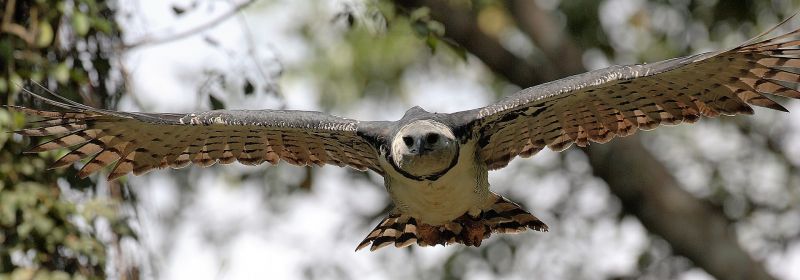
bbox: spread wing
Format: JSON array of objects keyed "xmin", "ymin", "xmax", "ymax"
[
  {"xmin": 11, "ymin": 92, "xmax": 388, "ymax": 180},
  {"xmin": 456, "ymin": 25, "xmax": 800, "ymax": 170}
]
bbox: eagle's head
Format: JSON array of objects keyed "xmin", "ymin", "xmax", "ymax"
[{"xmin": 390, "ymin": 119, "xmax": 458, "ymax": 178}]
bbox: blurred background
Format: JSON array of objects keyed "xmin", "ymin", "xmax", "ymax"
[{"xmin": 2, "ymin": 0, "xmax": 800, "ymax": 279}]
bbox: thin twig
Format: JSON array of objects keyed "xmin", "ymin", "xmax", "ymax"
[
  {"xmin": 236, "ymin": 12, "xmax": 287, "ymax": 105},
  {"xmin": 123, "ymin": 0, "xmax": 257, "ymax": 49}
]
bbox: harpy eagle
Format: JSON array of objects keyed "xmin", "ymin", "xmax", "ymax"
[{"xmin": 10, "ymin": 21, "xmax": 800, "ymax": 251}]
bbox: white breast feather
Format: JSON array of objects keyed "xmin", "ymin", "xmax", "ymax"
[{"xmin": 381, "ymin": 140, "xmax": 494, "ymax": 225}]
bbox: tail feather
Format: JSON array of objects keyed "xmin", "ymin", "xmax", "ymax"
[
  {"xmin": 355, "ymin": 214, "xmax": 420, "ymax": 251},
  {"xmin": 356, "ymin": 194, "xmax": 548, "ymax": 251}
]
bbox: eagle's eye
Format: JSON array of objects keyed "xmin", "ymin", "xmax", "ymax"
[
  {"xmin": 403, "ymin": 136, "xmax": 414, "ymax": 147},
  {"xmin": 426, "ymin": 133, "xmax": 439, "ymax": 144}
]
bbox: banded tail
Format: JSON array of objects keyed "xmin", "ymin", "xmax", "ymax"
[{"xmin": 356, "ymin": 193, "xmax": 548, "ymax": 251}]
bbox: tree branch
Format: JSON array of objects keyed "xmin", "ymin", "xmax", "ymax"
[
  {"xmin": 505, "ymin": 0, "xmax": 583, "ymax": 76},
  {"xmin": 1, "ymin": 0, "xmax": 37, "ymax": 45},
  {"xmin": 587, "ymin": 137, "xmax": 774, "ymax": 280},
  {"xmin": 391, "ymin": 0, "xmax": 776, "ymax": 279},
  {"xmin": 394, "ymin": 0, "xmax": 552, "ymax": 86},
  {"xmin": 123, "ymin": 0, "xmax": 256, "ymax": 49}
]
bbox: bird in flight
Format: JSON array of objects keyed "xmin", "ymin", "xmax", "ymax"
[{"xmin": 10, "ymin": 20, "xmax": 800, "ymax": 252}]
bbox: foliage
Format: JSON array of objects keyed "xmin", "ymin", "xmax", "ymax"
[
  {"xmin": 0, "ymin": 0, "xmax": 132, "ymax": 279},
  {"xmin": 297, "ymin": 2, "xmax": 467, "ymax": 110}
]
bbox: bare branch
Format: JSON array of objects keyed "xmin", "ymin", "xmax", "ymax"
[
  {"xmin": 123, "ymin": 0, "xmax": 257, "ymax": 49},
  {"xmin": 1, "ymin": 0, "xmax": 37, "ymax": 45},
  {"xmin": 393, "ymin": 0, "xmax": 553, "ymax": 86},
  {"xmin": 505, "ymin": 0, "xmax": 583, "ymax": 76},
  {"xmin": 236, "ymin": 13, "xmax": 288, "ymax": 104}
]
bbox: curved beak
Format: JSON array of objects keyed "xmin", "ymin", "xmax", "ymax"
[{"xmin": 410, "ymin": 138, "xmax": 433, "ymax": 155}]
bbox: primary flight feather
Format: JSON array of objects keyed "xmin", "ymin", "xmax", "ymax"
[{"xmin": 11, "ymin": 20, "xmax": 800, "ymax": 251}]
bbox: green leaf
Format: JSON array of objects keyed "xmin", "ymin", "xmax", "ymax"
[
  {"xmin": 33, "ymin": 216, "xmax": 54, "ymax": 234},
  {"xmin": 409, "ymin": 7, "xmax": 430, "ymax": 21},
  {"xmin": 53, "ymin": 63, "xmax": 70, "ymax": 84},
  {"xmin": 412, "ymin": 21, "xmax": 429, "ymax": 38},
  {"xmin": 70, "ymin": 68, "xmax": 88, "ymax": 83},
  {"xmin": 72, "ymin": 12, "xmax": 90, "ymax": 36},
  {"xmin": 36, "ymin": 21, "xmax": 54, "ymax": 47},
  {"xmin": 112, "ymin": 221, "xmax": 135, "ymax": 238},
  {"xmin": 0, "ymin": 39, "xmax": 12, "ymax": 61},
  {"xmin": 30, "ymin": 70, "xmax": 44, "ymax": 82},
  {"xmin": 427, "ymin": 20, "xmax": 445, "ymax": 36},
  {"xmin": 51, "ymin": 271, "xmax": 71, "ymax": 280},
  {"xmin": 49, "ymin": 227, "xmax": 66, "ymax": 244},
  {"xmin": 426, "ymin": 34, "xmax": 438, "ymax": 52},
  {"xmin": 0, "ymin": 193, "xmax": 16, "ymax": 224},
  {"xmin": 91, "ymin": 18, "xmax": 113, "ymax": 34},
  {"xmin": 19, "ymin": 162, "xmax": 34, "ymax": 176},
  {"xmin": 17, "ymin": 221, "xmax": 33, "ymax": 237},
  {"xmin": 9, "ymin": 73, "xmax": 23, "ymax": 94},
  {"xmin": 442, "ymin": 37, "xmax": 467, "ymax": 62},
  {"xmin": 10, "ymin": 268, "xmax": 36, "ymax": 280},
  {"xmin": 374, "ymin": 1, "xmax": 395, "ymax": 20}
]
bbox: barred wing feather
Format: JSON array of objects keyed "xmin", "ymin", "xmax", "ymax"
[
  {"xmin": 11, "ymin": 95, "xmax": 385, "ymax": 180},
  {"xmin": 459, "ymin": 26, "xmax": 800, "ymax": 170}
]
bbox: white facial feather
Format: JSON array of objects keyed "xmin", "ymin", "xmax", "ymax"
[{"xmin": 390, "ymin": 120, "xmax": 458, "ymax": 178}]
